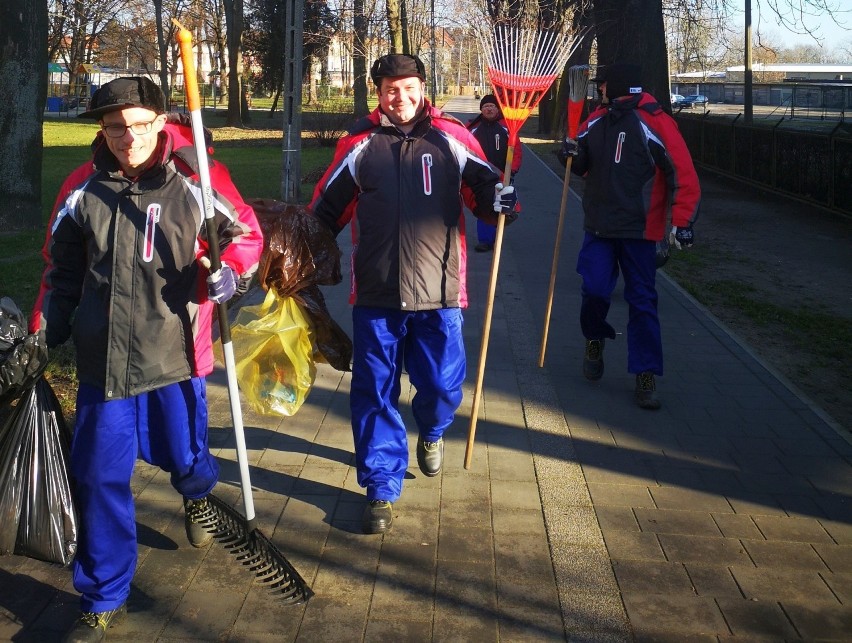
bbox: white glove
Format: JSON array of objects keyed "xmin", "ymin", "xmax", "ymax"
[{"xmin": 493, "ymin": 183, "xmax": 517, "ymax": 215}]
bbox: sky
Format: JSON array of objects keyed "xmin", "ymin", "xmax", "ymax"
[{"xmin": 730, "ymin": 0, "xmax": 852, "ymax": 50}]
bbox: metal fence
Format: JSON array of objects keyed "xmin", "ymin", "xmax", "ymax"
[{"xmin": 675, "ymin": 113, "xmax": 852, "ymax": 216}]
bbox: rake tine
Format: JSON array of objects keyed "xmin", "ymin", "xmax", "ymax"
[{"xmin": 196, "ymin": 493, "xmax": 313, "ymax": 603}]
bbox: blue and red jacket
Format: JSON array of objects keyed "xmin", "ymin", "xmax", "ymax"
[
  {"xmin": 30, "ymin": 118, "xmax": 263, "ymax": 400},
  {"xmin": 572, "ymin": 92, "xmax": 701, "ymax": 241},
  {"xmin": 309, "ymin": 101, "xmax": 501, "ymax": 311}
]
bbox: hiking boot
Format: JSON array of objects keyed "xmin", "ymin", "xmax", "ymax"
[
  {"xmin": 416, "ymin": 437, "xmax": 444, "ymax": 477},
  {"xmin": 583, "ymin": 339, "xmax": 605, "ymax": 380},
  {"xmin": 184, "ymin": 496, "xmax": 214, "ymax": 548},
  {"xmin": 362, "ymin": 500, "xmax": 393, "ymax": 534},
  {"xmin": 63, "ymin": 604, "xmax": 126, "ymax": 643},
  {"xmin": 474, "ymin": 243, "xmax": 493, "ymax": 253},
  {"xmin": 634, "ymin": 372, "xmax": 661, "ymax": 410}
]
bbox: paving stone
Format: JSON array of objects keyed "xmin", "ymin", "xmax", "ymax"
[
  {"xmin": 741, "ymin": 539, "xmax": 830, "ymax": 569},
  {"xmin": 159, "ymin": 588, "xmax": 244, "ymax": 639},
  {"xmin": 649, "ymin": 487, "xmax": 734, "ymax": 513},
  {"xmin": 295, "ymin": 594, "xmax": 368, "ymax": 642},
  {"xmin": 437, "ymin": 525, "xmax": 494, "ymax": 563},
  {"xmin": 724, "ymin": 491, "xmax": 786, "ymax": 516},
  {"xmin": 782, "ymin": 600, "xmax": 852, "ymax": 640},
  {"xmin": 821, "ymin": 571, "xmax": 852, "ymax": 602},
  {"xmin": 595, "ymin": 505, "xmax": 640, "ymax": 533},
  {"xmin": 712, "ymin": 513, "xmax": 763, "ymax": 540},
  {"xmin": 657, "ymin": 533, "xmax": 751, "ymax": 566},
  {"xmin": 490, "ymin": 479, "xmax": 542, "ymax": 511},
  {"xmin": 602, "ymin": 530, "xmax": 665, "ymax": 561},
  {"xmin": 622, "ymin": 594, "xmax": 728, "ymax": 637},
  {"xmin": 752, "ymin": 515, "xmax": 835, "ymax": 543},
  {"xmin": 715, "ymin": 596, "xmax": 799, "ymax": 638},
  {"xmin": 634, "ymin": 508, "xmax": 721, "ymax": 536},
  {"xmin": 820, "ymin": 518, "xmax": 852, "ymax": 545},
  {"xmin": 730, "ymin": 565, "xmax": 838, "ymax": 602},
  {"xmin": 364, "ymin": 618, "xmax": 433, "ymax": 642},
  {"xmin": 232, "ymin": 585, "xmax": 308, "ymax": 640},
  {"xmin": 683, "ymin": 564, "xmax": 744, "ymax": 598},
  {"xmin": 587, "ymin": 482, "xmax": 655, "ymax": 507},
  {"xmin": 612, "ymin": 560, "xmax": 694, "ymax": 595}
]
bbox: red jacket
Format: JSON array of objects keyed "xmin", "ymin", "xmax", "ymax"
[
  {"xmin": 572, "ymin": 93, "xmax": 700, "ymax": 241},
  {"xmin": 467, "ymin": 114, "xmax": 523, "ymax": 178},
  {"xmin": 30, "ymin": 119, "xmax": 263, "ymax": 400}
]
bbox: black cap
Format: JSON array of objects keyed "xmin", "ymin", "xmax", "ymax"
[
  {"xmin": 370, "ymin": 54, "xmax": 427, "ymax": 85},
  {"xmin": 479, "ymin": 94, "xmax": 499, "ymax": 109},
  {"xmin": 79, "ymin": 76, "xmax": 166, "ymax": 119},
  {"xmin": 592, "ymin": 62, "xmax": 643, "ymax": 98}
]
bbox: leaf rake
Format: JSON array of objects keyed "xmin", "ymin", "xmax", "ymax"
[
  {"xmin": 174, "ymin": 20, "xmax": 311, "ymax": 604},
  {"xmin": 539, "ymin": 64, "xmax": 591, "ymax": 367},
  {"xmin": 464, "ymin": 24, "xmax": 584, "ymax": 469}
]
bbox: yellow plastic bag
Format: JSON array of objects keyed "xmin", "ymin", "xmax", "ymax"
[{"xmin": 231, "ymin": 289, "xmax": 316, "ymax": 416}]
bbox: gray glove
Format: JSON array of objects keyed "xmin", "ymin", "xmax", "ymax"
[{"xmin": 669, "ymin": 225, "xmax": 695, "ymax": 249}]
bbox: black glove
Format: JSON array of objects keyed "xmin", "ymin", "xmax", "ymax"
[
  {"xmin": 493, "ymin": 183, "xmax": 517, "ymax": 216},
  {"xmin": 556, "ymin": 137, "xmax": 579, "ymax": 167},
  {"xmin": 670, "ymin": 225, "xmax": 695, "ymax": 249}
]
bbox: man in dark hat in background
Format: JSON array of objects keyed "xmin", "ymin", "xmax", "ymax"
[
  {"xmin": 309, "ymin": 54, "xmax": 517, "ymax": 534},
  {"xmin": 30, "ymin": 77, "xmax": 263, "ymax": 641},
  {"xmin": 558, "ymin": 62, "xmax": 701, "ymax": 410},
  {"xmin": 467, "ymin": 94, "xmax": 523, "ymax": 252}
]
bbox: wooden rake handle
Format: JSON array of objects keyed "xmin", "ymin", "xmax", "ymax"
[
  {"xmin": 538, "ymin": 156, "xmax": 574, "ymax": 367},
  {"xmin": 464, "ymin": 146, "xmax": 515, "ymax": 470}
]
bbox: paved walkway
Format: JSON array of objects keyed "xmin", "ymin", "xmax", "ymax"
[{"xmin": 2, "ymin": 97, "xmax": 850, "ymax": 641}]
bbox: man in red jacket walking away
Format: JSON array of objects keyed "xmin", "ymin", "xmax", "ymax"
[{"xmin": 559, "ymin": 62, "xmax": 701, "ymax": 410}]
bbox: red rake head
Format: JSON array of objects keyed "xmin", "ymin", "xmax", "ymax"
[
  {"xmin": 490, "ymin": 70, "xmax": 559, "ymax": 143},
  {"xmin": 479, "ymin": 25, "xmax": 583, "ymax": 145}
]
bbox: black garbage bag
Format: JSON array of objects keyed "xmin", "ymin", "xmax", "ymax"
[
  {"xmin": 0, "ymin": 297, "xmax": 49, "ymax": 406},
  {"xmin": 0, "ymin": 377, "xmax": 77, "ymax": 565}
]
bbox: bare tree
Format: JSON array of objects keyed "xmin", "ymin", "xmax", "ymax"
[
  {"xmin": 223, "ymin": 0, "xmax": 247, "ymax": 125},
  {"xmin": 353, "ymin": 0, "xmax": 369, "ymax": 115},
  {"xmin": 0, "ymin": 0, "xmax": 47, "ymax": 230}
]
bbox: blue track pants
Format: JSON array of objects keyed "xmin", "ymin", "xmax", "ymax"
[
  {"xmin": 576, "ymin": 233, "xmax": 663, "ymax": 375},
  {"xmin": 70, "ymin": 378, "xmax": 218, "ymax": 613},
  {"xmin": 350, "ymin": 307, "xmax": 465, "ymax": 502},
  {"xmin": 477, "ymin": 219, "xmax": 496, "ymax": 245}
]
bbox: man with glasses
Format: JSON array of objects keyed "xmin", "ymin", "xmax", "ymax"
[{"xmin": 30, "ymin": 77, "xmax": 263, "ymax": 642}]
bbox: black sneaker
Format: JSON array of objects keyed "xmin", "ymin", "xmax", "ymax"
[
  {"xmin": 474, "ymin": 243, "xmax": 493, "ymax": 253},
  {"xmin": 362, "ymin": 500, "xmax": 393, "ymax": 534},
  {"xmin": 184, "ymin": 496, "xmax": 215, "ymax": 548},
  {"xmin": 583, "ymin": 339, "xmax": 605, "ymax": 380},
  {"xmin": 63, "ymin": 604, "xmax": 126, "ymax": 643},
  {"xmin": 416, "ymin": 437, "xmax": 444, "ymax": 477},
  {"xmin": 634, "ymin": 372, "xmax": 661, "ymax": 410}
]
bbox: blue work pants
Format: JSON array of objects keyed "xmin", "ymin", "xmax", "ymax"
[
  {"xmin": 70, "ymin": 377, "xmax": 218, "ymax": 613},
  {"xmin": 350, "ymin": 307, "xmax": 465, "ymax": 502},
  {"xmin": 576, "ymin": 233, "xmax": 663, "ymax": 375}
]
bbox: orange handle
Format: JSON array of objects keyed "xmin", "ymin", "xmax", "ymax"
[{"xmin": 174, "ymin": 21, "xmax": 200, "ymax": 112}]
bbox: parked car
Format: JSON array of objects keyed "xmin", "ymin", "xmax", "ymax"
[
  {"xmin": 670, "ymin": 93, "xmax": 685, "ymax": 105},
  {"xmin": 679, "ymin": 94, "xmax": 709, "ymax": 108}
]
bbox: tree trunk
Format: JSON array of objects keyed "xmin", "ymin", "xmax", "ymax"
[
  {"xmin": 0, "ymin": 0, "xmax": 47, "ymax": 230},
  {"xmin": 353, "ymin": 0, "xmax": 369, "ymax": 117},
  {"xmin": 154, "ymin": 0, "xmax": 170, "ymax": 106},
  {"xmin": 223, "ymin": 0, "xmax": 245, "ymax": 126},
  {"xmin": 592, "ymin": 0, "xmax": 669, "ymax": 102},
  {"xmin": 386, "ymin": 0, "xmax": 404, "ymax": 54}
]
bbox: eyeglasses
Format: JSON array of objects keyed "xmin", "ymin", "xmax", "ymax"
[{"xmin": 101, "ymin": 120, "xmax": 158, "ymax": 138}]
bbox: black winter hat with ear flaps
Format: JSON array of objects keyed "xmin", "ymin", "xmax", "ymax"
[
  {"xmin": 370, "ymin": 54, "xmax": 427, "ymax": 85},
  {"xmin": 79, "ymin": 76, "xmax": 166, "ymax": 119},
  {"xmin": 592, "ymin": 62, "xmax": 643, "ymax": 99}
]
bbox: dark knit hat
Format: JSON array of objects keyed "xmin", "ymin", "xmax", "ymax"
[
  {"xmin": 79, "ymin": 77, "xmax": 166, "ymax": 119},
  {"xmin": 592, "ymin": 62, "xmax": 643, "ymax": 99},
  {"xmin": 480, "ymin": 94, "xmax": 499, "ymax": 109},
  {"xmin": 370, "ymin": 54, "xmax": 427, "ymax": 85}
]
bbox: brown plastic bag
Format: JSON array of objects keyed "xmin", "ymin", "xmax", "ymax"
[{"xmin": 248, "ymin": 198, "xmax": 352, "ymax": 371}]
